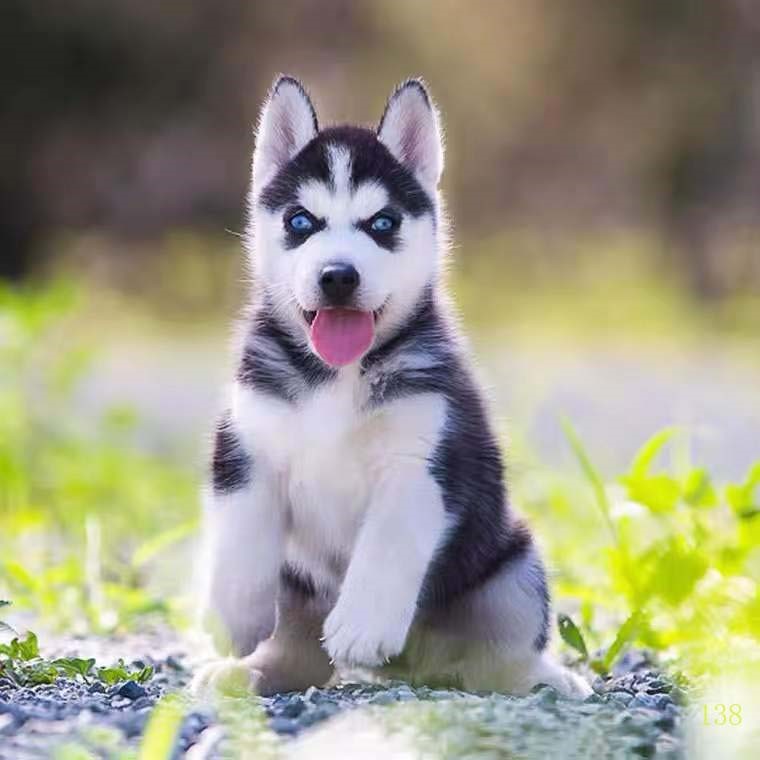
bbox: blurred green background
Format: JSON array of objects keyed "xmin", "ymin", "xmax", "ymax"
[{"xmin": 1, "ymin": 0, "xmax": 759, "ymax": 721}]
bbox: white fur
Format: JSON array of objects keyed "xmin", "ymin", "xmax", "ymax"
[{"xmin": 201, "ymin": 476, "xmax": 284, "ymax": 656}]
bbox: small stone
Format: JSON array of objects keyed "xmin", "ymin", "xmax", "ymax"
[
  {"xmin": 591, "ymin": 676, "xmax": 609, "ymax": 694},
  {"xmin": 165, "ymin": 655, "xmax": 184, "ymax": 671},
  {"xmin": 88, "ymin": 682, "xmax": 105, "ymax": 694},
  {"xmin": 629, "ymin": 693, "xmax": 660, "ymax": 710},
  {"xmin": 117, "ymin": 681, "xmax": 147, "ymax": 701},
  {"xmin": 270, "ymin": 717, "xmax": 299, "ymax": 735},
  {"xmin": 132, "ymin": 696, "xmax": 154, "ymax": 711},
  {"xmin": 279, "ymin": 699, "xmax": 305, "ymax": 718},
  {"xmin": 532, "ymin": 685, "xmax": 559, "ymax": 706},
  {"xmin": 607, "ymin": 691, "xmax": 633, "ymax": 706}
]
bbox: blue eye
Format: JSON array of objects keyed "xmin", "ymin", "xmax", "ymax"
[
  {"xmin": 289, "ymin": 213, "xmax": 314, "ymax": 232},
  {"xmin": 371, "ymin": 214, "xmax": 395, "ymax": 232}
]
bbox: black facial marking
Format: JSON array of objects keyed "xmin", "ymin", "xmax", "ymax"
[
  {"xmin": 259, "ymin": 139, "xmax": 332, "ymax": 212},
  {"xmin": 257, "ymin": 125, "xmax": 434, "ymax": 219},
  {"xmin": 357, "ymin": 207, "xmax": 402, "ymax": 252},
  {"xmin": 339, "ymin": 125, "xmax": 434, "ymax": 217},
  {"xmin": 237, "ymin": 300, "xmax": 336, "ymax": 402},
  {"xmin": 283, "ymin": 206, "xmax": 326, "ymax": 250},
  {"xmin": 211, "ymin": 411, "xmax": 252, "ymax": 492}
]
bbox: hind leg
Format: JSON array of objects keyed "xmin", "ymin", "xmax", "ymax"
[
  {"xmin": 193, "ymin": 582, "xmax": 334, "ymax": 697},
  {"xmin": 386, "ymin": 548, "xmax": 590, "ymax": 698}
]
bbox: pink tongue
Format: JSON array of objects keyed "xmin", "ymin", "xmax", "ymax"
[{"xmin": 311, "ymin": 308, "xmax": 374, "ymax": 367}]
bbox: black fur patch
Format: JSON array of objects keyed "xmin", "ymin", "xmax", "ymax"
[
  {"xmin": 532, "ymin": 561, "xmax": 551, "ymax": 651},
  {"xmin": 361, "ymin": 288, "xmax": 453, "ymax": 404},
  {"xmin": 280, "ymin": 563, "xmax": 317, "ymax": 598},
  {"xmin": 259, "ymin": 141, "xmax": 332, "ymax": 213},
  {"xmin": 283, "ymin": 206, "xmax": 327, "ymax": 250},
  {"xmin": 211, "ymin": 411, "xmax": 252, "ymax": 492},
  {"xmin": 356, "ymin": 208, "xmax": 402, "ymax": 252},
  {"xmin": 421, "ymin": 380, "xmax": 534, "ymax": 608},
  {"xmin": 237, "ymin": 301, "xmax": 336, "ymax": 402},
  {"xmin": 257, "ymin": 125, "xmax": 433, "ymax": 220}
]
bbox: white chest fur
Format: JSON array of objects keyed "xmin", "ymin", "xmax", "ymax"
[{"xmin": 232, "ymin": 371, "xmax": 446, "ymax": 588}]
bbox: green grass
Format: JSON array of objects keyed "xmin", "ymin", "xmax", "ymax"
[{"xmin": 0, "ymin": 282, "xmax": 197, "ymax": 633}]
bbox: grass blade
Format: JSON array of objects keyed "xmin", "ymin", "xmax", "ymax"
[
  {"xmin": 560, "ymin": 417, "xmax": 617, "ymax": 544},
  {"xmin": 138, "ymin": 695, "xmax": 185, "ymax": 760}
]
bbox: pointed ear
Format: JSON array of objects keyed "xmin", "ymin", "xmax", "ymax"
[
  {"xmin": 252, "ymin": 76, "xmax": 318, "ymax": 192},
  {"xmin": 377, "ymin": 79, "xmax": 444, "ymax": 190}
]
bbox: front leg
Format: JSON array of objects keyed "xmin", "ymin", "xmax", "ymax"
[
  {"xmin": 323, "ymin": 463, "xmax": 448, "ymax": 667},
  {"xmin": 200, "ymin": 412, "xmax": 284, "ymax": 656}
]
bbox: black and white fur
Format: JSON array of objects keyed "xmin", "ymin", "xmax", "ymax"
[{"xmin": 194, "ymin": 76, "xmax": 590, "ymax": 697}]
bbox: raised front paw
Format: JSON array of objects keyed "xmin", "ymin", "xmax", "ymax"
[{"xmin": 322, "ymin": 597, "xmax": 414, "ymax": 667}]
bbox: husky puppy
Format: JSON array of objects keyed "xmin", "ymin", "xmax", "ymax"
[{"xmin": 194, "ymin": 76, "xmax": 589, "ymax": 698}]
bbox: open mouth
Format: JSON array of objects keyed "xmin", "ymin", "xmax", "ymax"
[
  {"xmin": 300, "ymin": 306, "xmax": 384, "ymax": 367},
  {"xmin": 301, "ymin": 305, "xmax": 384, "ymax": 326}
]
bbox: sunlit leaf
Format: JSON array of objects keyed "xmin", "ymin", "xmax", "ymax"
[
  {"xmin": 53, "ymin": 657, "xmax": 96, "ymax": 681},
  {"xmin": 628, "ymin": 428, "xmax": 679, "ymax": 481},
  {"xmin": 16, "ymin": 631, "xmax": 39, "ymax": 661},
  {"xmin": 623, "ymin": 472, "xmax": 681, "ymax": 514},
  {"xmin": 726, "ymin": 462, "xmax": 760, "ymax": 518},
  {"xmin": 603, "ymin": 610, "xmax": 644, "ymax": 671},
  {"xmin": 682, "ymin": 467, "xmax": 717, "ymax": 508},
  {"xmin": 557, "ymin": 613, "xmax": 589, "ymax": 659}
]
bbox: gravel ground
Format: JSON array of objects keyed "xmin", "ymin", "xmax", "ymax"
[{"xmin": 0, "ymin": 633, "xmax": 686, "ymax": 759}]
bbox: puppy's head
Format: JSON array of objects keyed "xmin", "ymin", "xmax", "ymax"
[{"xmin": 246, "ymin": 76, "xmax": 445, "ymax": 368}]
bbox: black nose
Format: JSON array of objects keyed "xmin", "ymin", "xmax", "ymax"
[{"xmin": 319, "ymin": 263, "xmax": 360, "ymax": 305}]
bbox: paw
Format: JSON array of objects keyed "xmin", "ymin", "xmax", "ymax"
[
  {"xmin": 322, "ymin": 597, "xmax": 414, "ymax": 667},
  {"xmin": 190, "ymin": 657, "xmax": 264, "ymax": 698},
  {"xmin": 557, "ymin": 668, "xmax": 593, "ymax": 699},
  {"xmin": 532, "ymin": 656, "xmax": 592, "ymax": 699}
]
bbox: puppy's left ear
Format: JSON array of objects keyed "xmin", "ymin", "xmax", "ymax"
[
  {"xmin": 377, "ymin": 79, "xmax": 444, "ymax": 190},
  {"xmin": 252, "ymin": 75, "xmax": 318, "ymax": 193}
]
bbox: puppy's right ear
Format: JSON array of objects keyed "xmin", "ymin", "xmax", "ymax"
[{"xmin": 252, "ymin": 76, "xmax": 318, "ymax": 193}]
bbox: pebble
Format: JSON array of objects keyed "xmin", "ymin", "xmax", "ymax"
[{"xmin": 117, "ymin": 680, "xmax": 147, "ymax": 700}]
